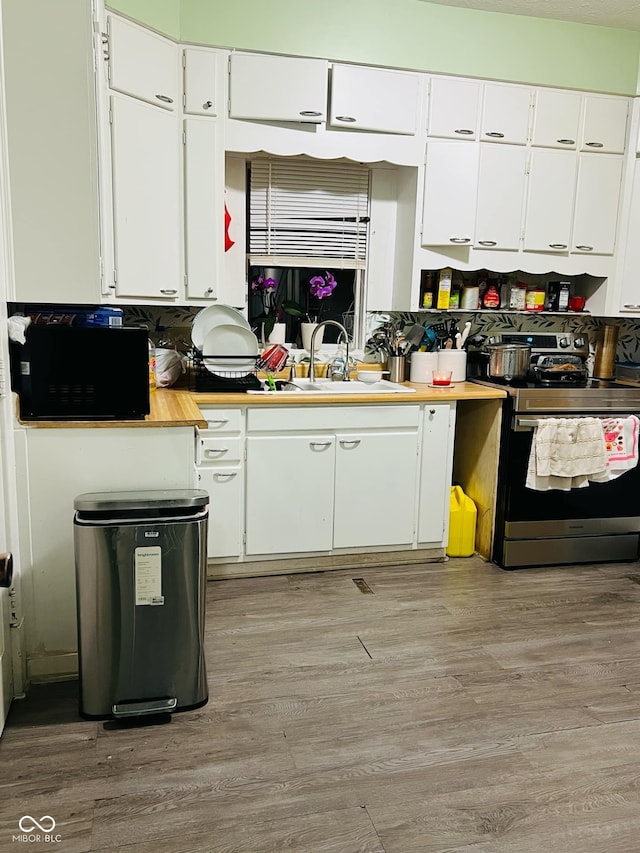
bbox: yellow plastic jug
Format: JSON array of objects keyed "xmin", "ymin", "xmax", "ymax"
[{"xmin": 446, "ymin": 485, "xmax": 477, "ymax": 557}]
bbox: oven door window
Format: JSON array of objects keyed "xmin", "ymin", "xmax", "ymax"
[{"xmin": 502, "ymin": 425, "xmax": 640, "ymax": 522}]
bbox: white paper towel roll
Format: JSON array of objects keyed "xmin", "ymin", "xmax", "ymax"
[
  {"xmin": 437, "ymin": 349, "xmax": 467, "ymax": 382},
  {"xmin": 409, "ymin": 352, "xmax": 439, "ymax": 383}
]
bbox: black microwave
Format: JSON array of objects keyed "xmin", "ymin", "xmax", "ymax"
[{"xmin": 10, "ymin": 325, "xmax": 150, "ymax": 421}]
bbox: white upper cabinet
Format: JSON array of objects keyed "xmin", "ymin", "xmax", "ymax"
[
  {"xmin": 580, "ymin": 95, "xmax": 629, "ymax": 154},
  {"xmin": 422, "ymin": 142, "xmax": 479, "ymax": 246},
  {"xmin": 107, "ymin": 15, "xmax": 179, "ymax": 110},
  {"xmin": 183, "ymin": 118, "xmax": 222, "ymax": 301},
  {"xmin": 571, "ymin": 154, "xmax": 623, "ymax": 255},
  {"xmin": 329, "ymin": 64, "xmax": 420, "ymax": 135},
  {"xmin": 480, "ymin": 83, "xmax": 531, "ymax": 145},
  {"xmin": 183, "ymin": 47, "xmax": 223, "ymax": 117},
  {"xmin": 228, "ymin": 52, "xmax": 328, "ymax": 122},
  {"xmin": 109, "ymin": 94, "xmax": 181, "ymax": 299},
  {"xmin": 531, "ymin": 89, "xmax": 581, "ymax": 149},
  {"xmin": 523, "ymin": 148, "xmax": 577, "ymax": 253},
  {"xmin": 427, "ymin": 77, "xmax": 481, "ymax": 140},
  {"xmin": 475, "ymin": 144, "xmax": 527, "ymax": 250}
]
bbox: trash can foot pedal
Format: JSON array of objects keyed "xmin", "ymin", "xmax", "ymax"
[{"xmin": 112, "ymin": 698, "xmax": 177, "ymax": 718}]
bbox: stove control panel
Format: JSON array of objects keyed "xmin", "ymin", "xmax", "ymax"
[{"xmin": 497, "ymin": 332, "xmax": 589, "ymax": 356}]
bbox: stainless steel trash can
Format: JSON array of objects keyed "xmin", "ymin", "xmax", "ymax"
[{"xmin": 73, "ymin": 489, "xmax": 209, "ymax": 719}]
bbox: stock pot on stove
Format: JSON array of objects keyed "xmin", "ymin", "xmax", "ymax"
[{"xmin": 485, "ymin": 342, "xmax": 531, "ymax": 381}]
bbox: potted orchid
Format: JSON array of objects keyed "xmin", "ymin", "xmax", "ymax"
[
  {"xmin": 282, "ymin": 271, "xmax": 338, "ymax": 350},
  {"xmin": 251, "ymin": 274, "xmax": 285, "ymax": 342}
]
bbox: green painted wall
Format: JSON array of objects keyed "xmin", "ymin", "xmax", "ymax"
[
  {"xmin": 112, "ymin": 0, "xmax": 640, "ymax": 95},
  {"xmin": 106, "ymin": 0, "xmax": 180, "ymax": 38}
]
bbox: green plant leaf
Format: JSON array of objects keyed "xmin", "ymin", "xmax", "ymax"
[{"xmin": 282, "ymin": 300, "xmax": 306, "ymax": 317}]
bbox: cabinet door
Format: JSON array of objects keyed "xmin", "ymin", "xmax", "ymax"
[
  {"xmin": 184, "ymin": 118, "xmax": 222, "ymax": 300},
  {"xmin": 197, "ymin": 467, "xmax": 243, "ymax": 558},
  {"xmin": 329, "ymin": 64, "xmax": 420, "ymax": 135},
  {"xmin": 571, "ymin": 154, "xmax": 623, "ymax": 256},
  {"xmin": 580, "ymin": 95, "xmax": 629, "ymax": 154},
  {"xmin": 418, "ymin": 405, "xmax": 452, "ymax": 544},
  {"xmin": 619, "ymin": 160, "xmax": 640, "ymax": 312},
  {"xmin": 333, "ymin": 431, "xmax": 418, "ymax": 548},
  {"xmin": 475, "ymin": 144, "xmax": 527, "ymax": 250},
  {"xmin": 245, "ymin": 435, "xmax": 335, "ymax": 554},
  {"xmin": 110, "ymin": 95, "xmax": 181, "ymax": 299},
  {"xmin": 480, "ymin": 83, "xmax": 531, "ymax": 145},
  {"xmin": 523, "ymin": 148, "xmax": 577, "ymax": 253},
  {"xmin": 427, "ymin": 77, "xmax": 481, "ymax": 140},
  {"xmin": 229, "ymin": 53, "xmax": 327, "ymax": 123},
  {"xmin": 108, "ymin": 15, "xmax": 178, "ymax": 110},
  {"xmin": 422, "ymin": 142, "xmax": 479, "ymax": 246},
  {"xmin": 184, "ymin": 48, "xmax": 221, "ymax": 116},
  {"xmin": 531, "ymin": 89, "xmax": 581, "ymax": 149}
]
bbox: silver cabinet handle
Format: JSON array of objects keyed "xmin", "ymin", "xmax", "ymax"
[
  {"xmin": 454, "ymin": 128, "xmax": 474, "ymax": 135},
  {"xmin": 484, "ymin": 131, "xmax": 504, "ymax": 138},
  {"xmin": 339, "ymin": 439, "xmax": 361, "ymax": 449},
  {"xmin": 556, "ymin": 138, "xmax": 575, "ymax": 145},
  {"xmin": 309, "ymin": 441, "xmax": 332, "ymax": 449},
  {"xmin": 548, "ymin": 243, "xmax": 567, "ymax": 249},
  {"xmin": 478, "ymin": 240, "xmax": 497, "ymax": 246},
  {"xmin": 450, "ymin": 237, "xmax": 471, "ymax": 243},
  {"xmin": 575, "ymin": 245, "xmax": 593, "ymax": 251},
  {"xmin": 206, "ymin": 418, "xmax": 228, "ymax": 427},
  {"xmin": 203, "ymin": 100, "xmax": 213, "ymax": 110},
  {"xmin": 205, "ymin": 288, "xmax": 215, "ymax": 296},
  {"xmin": 155, "ymin": 94, "xmax": 174, "ymax": 104},
  {"xmin": 623, "ymin": 304, "xmax": 640, "ymax": 310},
  {"xmin": 585, "ymin": 141, "xmax": 603, "ymax": 148},
  {"xmin": 429, "ymin": 408, "xmax": 436, "ymax": 415},
  {"xmin": 335, "ymin": 115, "xmax": 356, "ymax": 123},
  {"xmin": 204, "ymin": 448, "xmax": 228, "ymax": 457},
  {"xmin": 299, "ymin": 110, "xmax": 322, "ymax": 117},
  {"xmin": 160, "ymin": 289, "xmax": 178, "ymax": 295},
  {"xmin": 213, "ymin": 472, "xmax": 237, "ymax": 481}
]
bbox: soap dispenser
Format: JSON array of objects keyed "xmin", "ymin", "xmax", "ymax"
[{"xmin": 328, "ymin": 343, "xmax": 348, "ymax": 381}]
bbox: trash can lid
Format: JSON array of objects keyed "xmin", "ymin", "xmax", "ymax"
[{"xmin": 73, "ymin": 489, "xmax": 209, "ymax": 512}]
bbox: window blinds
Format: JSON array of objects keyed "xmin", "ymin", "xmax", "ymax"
[{"xmin": 248, "ymin": 157, "xmax": 370, "ymax": 269}]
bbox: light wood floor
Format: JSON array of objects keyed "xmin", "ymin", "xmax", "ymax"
[{"xmin": 4, "ymin": 556, "xmax": 640, "ymax": 852}]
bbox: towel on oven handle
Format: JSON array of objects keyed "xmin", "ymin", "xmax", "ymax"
[
  {"xmin": 589, "ymin": 415, "xmax": 639, "ymax": 483},
  {"xmin": 526, "ymin": 417, "xmax": 608, "ymax": 491}
]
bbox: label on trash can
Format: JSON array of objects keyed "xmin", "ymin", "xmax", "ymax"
[{"xmin": 135, "ymin": 546, "xmax": 164, "ymax": 606}]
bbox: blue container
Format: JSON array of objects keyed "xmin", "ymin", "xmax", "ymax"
[{"xmin": 85, "ymin": 307, "xmax": 124, "ymax": 327}]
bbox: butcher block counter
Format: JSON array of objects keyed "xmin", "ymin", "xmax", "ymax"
[{"xmin": 16, "ymin": 381, "xmax": 506, "ymax": 428}]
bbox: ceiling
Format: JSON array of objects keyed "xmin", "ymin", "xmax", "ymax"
[{"xmin": 418, "ymin": 0, "xmax": 640, "ymax": 31}]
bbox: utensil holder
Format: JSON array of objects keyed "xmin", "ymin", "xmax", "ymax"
[
  {"xmin": 437, "ymin": 349, "xmax": 467, "ymax": 382},
  {"xmin": 388, "ymin": 355, "xmax": 406, "ymax": 384},
  {"xmin": 593, "ymin": 324, "xmax": 619, "ymax": 380}
]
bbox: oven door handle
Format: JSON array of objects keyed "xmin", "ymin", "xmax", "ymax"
[{"xmin": 515, "ymin": 417, "xmax": 541, "ymax": 431}]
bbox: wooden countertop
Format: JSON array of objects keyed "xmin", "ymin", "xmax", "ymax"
[
  {"xmin": 16, "ymin": 382, "xmax": 506, "ymax": 428},
  {"xmin": 190, "ymin": 381, "xmax": 507, "ymax": 406}
]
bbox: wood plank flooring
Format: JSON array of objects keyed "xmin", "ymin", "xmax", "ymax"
[{"xmin": 3, "ymin": 556, "xmax": 640, "ymax": 851}]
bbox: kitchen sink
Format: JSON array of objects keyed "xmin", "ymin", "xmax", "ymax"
[{"xmin": 247, "ymin": 379, "xmax": 416, "ymax": 395}]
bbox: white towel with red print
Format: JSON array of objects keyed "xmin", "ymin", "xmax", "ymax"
[{"xmin": 589, "ymin": 415, "xmax": 640, "ymax": 483}]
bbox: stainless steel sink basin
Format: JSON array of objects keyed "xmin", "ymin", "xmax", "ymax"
[{"xmin": 246, "ymin": 379, "xmax": 416, "ymax": 395}]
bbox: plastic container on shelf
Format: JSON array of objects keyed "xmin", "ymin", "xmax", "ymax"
[
  {"xmin": 446, "ymin": 485, "xmax": 477, "ymax": 557},
  {"xmin": 84, "ymin": 307, "xmax": 124, "ymax": 326}
]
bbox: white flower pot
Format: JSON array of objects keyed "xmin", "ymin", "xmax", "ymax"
[
  {"xmin": 301, "ymin": 323, "xmax": 324, "ymax": 352},
  {"xmin": 267, "ymin": 323, "xmax": 286, "ymax": 344}
]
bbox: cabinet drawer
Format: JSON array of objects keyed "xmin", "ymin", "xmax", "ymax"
[
  {"xmin": 197, "ymin": 436, "xmax": 243, "ymax": 465},
  {"xmin": 247, "ymin": 405, "xmax": 420, "ymax": 432},
  {"xmin": 198, "ymin": 408, "xmax": 244, "ymax": 432}
]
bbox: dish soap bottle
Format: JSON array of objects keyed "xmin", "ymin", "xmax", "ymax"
[{"xmin": 328, "ymin": 343, "xmax": 348, "ymax": 381}]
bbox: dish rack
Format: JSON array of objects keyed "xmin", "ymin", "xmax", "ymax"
[{"xmin": 189, "ymin": 350, "xmax": 262, "ymax": 392}]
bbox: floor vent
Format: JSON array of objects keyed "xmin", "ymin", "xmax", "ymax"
[{"xmin": 352, "ymin": 577, "xmax": 373, "ymax": 594}]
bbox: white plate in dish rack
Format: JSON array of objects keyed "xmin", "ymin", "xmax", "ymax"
[
  {"xmin": 202, "ymin": 325, "xmax": 259, "ymax": 375},
  {"xmin": 191, "ymin": 305, "xmax": 251, "ymax": 352}
]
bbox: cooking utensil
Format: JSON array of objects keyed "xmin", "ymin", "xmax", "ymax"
[
  {"xmin": 402, "ymin": 323, "xmax": 426, "ymax": 354},
  {"xmin": 485, "ymin": 342, "xmax": 531, "ymax": 381},
  {"xmin": 257, "ymin": 343, "xmax": 289, "ymax": 373},
  {"xmin": 455, "ymin": 332, "xmax": 462, "ymax": 350},
  {"xmin": 459, "ymin": 321, "xmax": 472, "ymax": 348}
]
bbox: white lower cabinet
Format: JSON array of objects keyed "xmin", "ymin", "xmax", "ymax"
[
  {"xmin": 245, "ymin": 434, "xmax": 335, "ymax": 555},
  {"xmin": 418, "ymin": 405, "xmax": 455, "ymax": 544},
  {"xmin": 333, "ymin": 431, "xmax": 418, "ymax": 548},
  {"xmin": 196, "ymin": 408, "xmax": 245, "ymax": 560},
  {"xmin": 243, "ymin": 404, "xmax": 450, "ymax": 559}
]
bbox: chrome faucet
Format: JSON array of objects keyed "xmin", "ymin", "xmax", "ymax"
[{"xmin": 308, "ymin": 320, "xmax": 350, "ymax": 382}]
